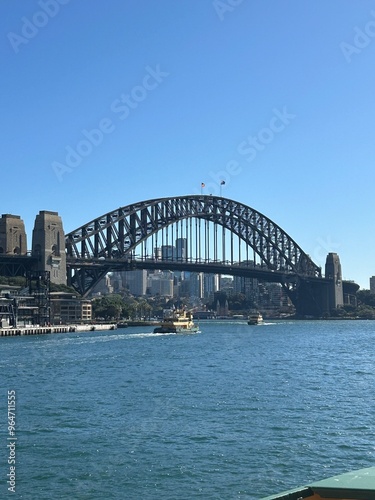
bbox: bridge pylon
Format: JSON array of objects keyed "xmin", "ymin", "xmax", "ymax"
[
  {"xmin": 325, "ymin": 252, "xmax": 344, "ymax": 310},
  {"xmin": 285, "ymin": 276, "xmax": 330, "ymax": 318},
  {"xmin": 0, "ymin": 214, "xmax": 27, "ymax": 255},
  {"xmin": 287, "ymin": 253, "xmax": 351, "ymax": 317},
  {"xmin": 32, "ymin": 211, "xmax": 67, "ymax": 285}
]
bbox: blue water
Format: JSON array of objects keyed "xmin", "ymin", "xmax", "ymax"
[{"xmin": 2, "ymin": 320, "xmax": 375, "ymax": 499}]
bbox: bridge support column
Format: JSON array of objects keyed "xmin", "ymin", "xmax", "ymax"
[
  {"xmin": 286, "ymin": 277, "xmax": 330, "ymax": 318},
  {"xmin": 0, "ymin": 214, "xmax": 27, "ymax": 255},
  {"xmin": 32, "ymin": 211, "xmax": 67, "ymax": 285},
  {"xmin": 325, "ymin": 252, "xmax": 343, "ymax": 312}
]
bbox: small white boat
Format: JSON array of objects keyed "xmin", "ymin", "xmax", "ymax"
[
  {"xmin": 261, "ymin": 466, "xmax": 375, "ymax": 499},
  {"xmin": 153, "ymin": 309, "xmax": 200, "ymax": 334},
  {"xmin": 247, "ymin": 312, "xmax": 263, "ymax": 325}
]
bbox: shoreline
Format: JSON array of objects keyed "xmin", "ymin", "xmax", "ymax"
[{"xmin": 0, "ymin": 323, "xmax": 117, "ymax": 337}]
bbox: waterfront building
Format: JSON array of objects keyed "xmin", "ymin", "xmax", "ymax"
[
  {"xmin": 49, "ymin": 292, "xmax": 92, "ymax": 324},
  {"xmin": 0, "ymin": 287, "xmax": 92, "ymax": 326},
  {"xmin": 370, "ymin": 276, "xmax": 375, "ymax": 294}
]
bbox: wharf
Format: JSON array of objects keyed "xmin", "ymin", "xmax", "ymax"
[
  {"xmin": 0, "ymin": 324, "xmax": 117, "ymax": 337},
  {"xmin": 126, "ymin": 320, "xmax": 159, "ymax": 327}
]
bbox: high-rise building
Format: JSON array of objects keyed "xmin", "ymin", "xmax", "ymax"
[
  {"xmin": 176, "ymin": 238, "xmax": 187, "ymax": 261},
  {"xmin": 148, "ymin": 273, "xmax": 174, "ymax": 297},
  {"xmin": 190, "ymin": 272, "xmax": 204, "ymax": 299},
  {"xmin": 370, "ymin": 276, "xmax": 375, "ymax": 294},
  {"xmin": 154, "ymin": 247, "xmax": 162, "ymax": 260},
  {"xmin": 91, "ymin": 274, "xmax": 113, "ymax": 295},
  {"xmin": 161, "ymin": 245, "xmax": 176, "ymax": 260},
  {"xmin": 233, "ymin": 275, "xmax": 259, "ymax": 304},
  {"xmin": 203, "ymin": 274, "xmax": 220, "ymax": 298},
  {"xmin": 122, "ymin": 270, "xmax": 147, "ymax": 296}
]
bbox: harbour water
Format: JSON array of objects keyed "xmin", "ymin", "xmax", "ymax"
[{"xmin": 2, "ymin": 319, "xmax": 375, "ymax": 499}]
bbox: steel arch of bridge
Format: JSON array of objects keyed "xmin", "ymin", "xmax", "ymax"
[{"xmin": 65, "ymin": 195, "xmax": 321, "ymax": 295}]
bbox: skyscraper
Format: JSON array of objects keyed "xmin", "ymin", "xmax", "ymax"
[{"xmin": 176, "ymin": 238, "xmax": 187, "ymax": 261}]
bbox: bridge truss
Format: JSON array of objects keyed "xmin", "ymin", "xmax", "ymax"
[{"xmin": 65, "ymin": 195, "xmax": 322, "ymax": 297}]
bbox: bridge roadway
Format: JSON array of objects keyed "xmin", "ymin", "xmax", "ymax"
[
  {"xmin": 0, "ymin": 254, "xmax": 358, "ymax": 317},
  {"xmin": 0, "ymin": 254, "xmax": 38, "ymax": 277},
  {"xmin": 0, "ymin": 253, "xmax": 321, "ymax": 285},
  {"xmin": 66, "ymin": 256, "xmax": 327, "ymax": 285},
  {"xmin": 65, "ymin": 257, "xmax": 359, "ymax": 317}
]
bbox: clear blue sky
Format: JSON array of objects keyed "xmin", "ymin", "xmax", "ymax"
[{"xmin": 1, "ymin": 0, "xmax": 374, "ymax": 288}]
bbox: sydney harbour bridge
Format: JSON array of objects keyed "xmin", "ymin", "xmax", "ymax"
[
  {"xmin": 0, "ymin": 195, "xmax": 358, "ymax": 317},
  {"xmin": 64, "ymin": 195, "xmax": 357, "ymax": 317}
]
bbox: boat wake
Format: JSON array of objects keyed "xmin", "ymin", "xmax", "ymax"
[
  {"xmin": 125, "ymin": 331, "xmax": 176, "ymax": 339},
  {"xmin": 31, "ymin": 329, "xmax": 199, "ymax": 348},
  {"xmin": 127, "ymin": 330, "xmax": 200, "ymax": 338}
]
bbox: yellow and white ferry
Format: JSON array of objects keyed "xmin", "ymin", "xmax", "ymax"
[
  {"xmin": 247, "ymin": 311, "xmax": 263, "ymax": 325},
  {"xmin": 153, "ymin": 308, "xmax": 200, "ymax": 334}
]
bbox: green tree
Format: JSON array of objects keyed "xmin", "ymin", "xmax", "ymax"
[
  {"xmin": 92, "ymin": 294, "xmax": 126, "ymax": 320},
  {"xmin": 228, "ymin": 292, "xmax": 251, "ymax": 311},
  {"xmin": 0, "ymin": 276, "xmax": 27, "ymax": 287},
  {"xmin": 357, "ymin": 290, "xmax": 375, "ymax": 308},
  {"xmin": 50, "ymin": 283, "xmax": 77, "ymax": 294},
  {"xmin": 357, "ymin": 305, "xmax": 375, "ymax": 319}
]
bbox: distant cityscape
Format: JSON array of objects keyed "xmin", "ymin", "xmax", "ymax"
[
  {"xmin": 0, "ymin": 258, "xmax": 294, "ymax": 328},
  {"xmin": 0, "ymin": 211, "xmax": 293, "ymax": 326}
]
